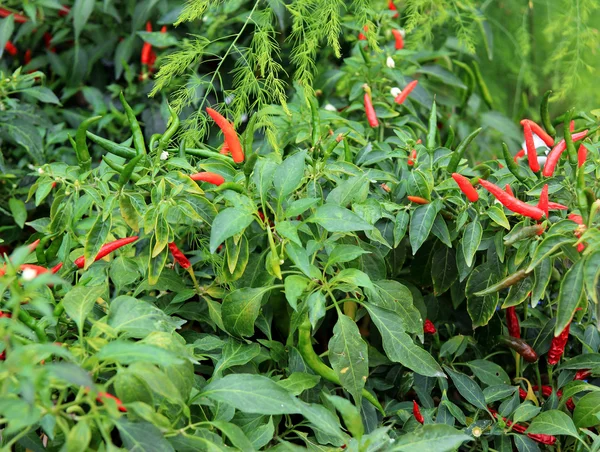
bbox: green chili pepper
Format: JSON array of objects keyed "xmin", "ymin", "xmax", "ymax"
[
  {"xmin": 497, "ymin": 335, "xmax": 538, "ymax": 363},
  {"xmin": 447, "ymin": 127, "xmax": 482, "ymax": 173},
  {"xmin": 87, "ymin": 132, "xmax": 137, "ymax": 159},
  {"xmin": 179, "ymin": 140, "xmax": 187, "ymax": 159},
  {"xmin": 18, "ymin": 309, "xmax": 47, "ymax": 341},
  {"xmin": 158, "ymin": 104, "xmax": 180, "ymax": 152},
  {"xmin": 75, "ymin": 115, "xmax": 101, "ymax": 171},
  {"xmin": 504, "ymin": 224, "xmax": 545, "ymax": 246},
  {"xmin": 45, "ymin": 235, "xmax": 62, "ymax": 263},
  {"xmin": 452, "ymin": 60, "xmax": 474, "ymax": 108},
  {"xmin": 564, "ymin": 109, "xmax": 577, "ymax": 166},
  {"xmin": 444, "ymin": 126, "xmax": 455, "ymax": 149},
  {"xmin": 118, "ymin": 154, "xmax": 144, "ymax": 187},
  {"xmin": 213, "ymin": 182, "xmax": 246, "ymax": 194},
  {"xmin": 243, "ymin": 113, "xmax": 258, "ymax": 156},
  {"xmin": 119, "ymin": 92, "xmax": 146, "ymax": 155},
  {"xmin": 472, "ymin": 60, "xmax": 493, "ymax": 109},
  {"xmin": 148, "ymin": 134, "xmax": 162, "ymax": 153},
  {"xmin": 67, "ymin": 134, "xmax": 77, "ymax": 153},
  {"xmin": 35, "ymin": 235, "xmax": 51, "ymax": 266},
  {"xmin": 553, "ymin": 110, "xmax": 589, "ymax": 126},
  {"xmin": 540, "ymin": 90, "xmax": 556, "ymax": 138},
  {"xmin": 103, "ymin": 156, "xmax": 141, "ymax": 182},
  {"xmin": 243, "ymin": 152, "xmax": 258, "ymax": 179},
  {"xmin": 185, "ymin": 147, "xmax": 235, "ymax": 164},
  {"xmin": 298, "ymin": 315, "xmax": 384, "ymax": 414},
  {"xmin": 358, "ymin": 44, "xmax": 370, "ymax": 64},
  {"xmin": 577, "ymin": 166, "xmax": 589, "ymax": 225},
  {"xmin": 427, "ymin": 100, "xmax": 437, "ymax": 150},
  {"xmin": 309, "ymin": 96, "xmax": 321, "ymax": 151},
  {"xmin": 502, "ymin": 142, "xmax": 528, "ymax": 183},
  {"xmin": 474, "ymin": 269, "xmax": 529, "ymax": 296},
  {"xmin": 323, "ymin": 134, "xmax": 347, "ymax": 161}
]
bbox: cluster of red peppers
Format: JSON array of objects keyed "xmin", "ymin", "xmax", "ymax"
[{"xmin": 139, "ymin": 22, "xmax": 167, "ymax": 81}]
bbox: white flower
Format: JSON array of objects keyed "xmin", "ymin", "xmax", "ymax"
[
  {"xmin": 399, "ymin": 29, "xmax": 406, "ymax": 38},
  {"xmin": 240, "ymin": 113, "xmax": 248, "ymax": 122},
  {"xmin": 324, "ymin": 103, "xmax": 337, "ymax": 112},
  {"xmin": 160, "ymin": 151, "xmax": 169, "ymax": 161},
  {"xmin": 21, "ymin": 267, "xmax": 38, "ymax": 281},
  {"xmin": 386, "ymin": 56, "xmax": 395, "ymax": 68},
  {"xmin": 37, "ymin": 167, "xmax": 44, "ymax": 174},
  {"xmin": 390, "ymin": 87, "xmax": 402, "ymax": 98},
  {"xmin": 522, "ymin": 133, "xmax": 550, "ymax": 166},
  {"xmin": 225, "ymin": 94, "xmax": 234, "ymax": 105},
  {"xmin": 472, "ymin": 427, "xmax": 482, "ymax": 438}
]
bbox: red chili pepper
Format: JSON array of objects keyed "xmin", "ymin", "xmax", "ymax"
[
  {"xmin": 28, "ymin": 239, "xmax": 41, "ymax": 252},
  {"xmin": 452, "ymin": 173, "xmax": 479, "ymax": 202},
  {"xmin": 0, "ymin": 351, "xmax": 5, "ymax": 360},
  {"xmin": 51, "ymin": 263, "xmax": 63, "ymax": 274},
  {"xmin": 538, "ymin": 184, "xmax": 549, "ymax": 218},
  {"xmin": 0, "ymin": 8, "xmax": 29, "ymax": 23},
  {"xmin": 363, "ymin": 86, "xmax": 379, "ymax": 128},
  {"xmin": 190, "ymin": 171, "xmax": 225, "ymax": 186},
  {"xmin": 380, "ymin": 183, "xmax": 391, "ymax": 193},
  {"xmin": 394, "ymin": 80, "xmax": 418, "ymax": 105},
  {"xmin": 0, "ymin": 311, "xmax": 11, "ymax": 318},
  {"xmin": 73, "ymin": 236, "xmax": 139, "ymax": 269},
  {"xmin": 392, "ymin": 29, "xmax": 404, "ymax": 50},
  {"xmin": 0, "ymin": 264, "xmax": 50, "ymax": 277},
  {"xmin": 408, "ymin": 148, "xmax": 417, "ymax": 166},
  {"xmin": 578, "ymin": 144, "xmax": 587, "ymax": 168},
  {"xmin": 206, "ymin": 108, "xmax": 245, "ymax": 163},
  {"xmin": 548, "ymin": 323, "xmax": 570, "ymax": 365},
  {"xmin": 523, "ymin": 121, "xmax": 540, "ymax": 172},
  {"xmin": 505, "ymin": 184, "xmax": 514, "ymax": 197},
  {"xmin": 423, "ymin": 319, "xmax": 436, "ymax": 334},
  {"xmin": 570, "ymin": 120, "xmax": 575, "ymax": 132},
  {"xmin": 24, "ymin": 49, "xmax": 32, "ymax": 65},
  {"xmin": 220, "ymin": 141, "xmax": 230, "ymax": 155},
  {"xmin": 412, "ymin": 400, "xmax": 424, "ymax": 424},
  {"xmin": 168, "ymin": 242, "xmax": 191, "ymax": 269},
  {"xmin": 4, "ymin": 41, "xmax": 17, "ymax": 56},
  {"xmin": 542, "ymin": 130, "xmax": 588, "ymax": 176},
  {"xmin": 96, "ymin": 392, "xmax": 127, "ymax": 412},
  {"xmin": 506, "ymin": 306, "xmax": 520, "ymax": 338},
  {"xmin": 160, "ymin": 25, "xmax": 167, "ymax": 33},
  {"xmin": 547, "ymin": 202, "xmax": 568, "ymax": 210},
  {"xmin": 479, "ymin": 179, "xmax": 544, "ymax": 220},
  {"xmin": 518, "ymin": 385, "xmax": 575, "ymax": 411},
  {"xmin": 520, "ymin": 119, "xmax": 554, "ymax": 147},
  {"xmin": 388, "ymin": 0, "xmax": 399, "ymax": 18},
  {"xmin": 513, "ymin": 149, "xmax": 526, "ymax": 162},
  {"xmin": 407, "ymin": 196, "xmax": 429, "ymax": 205},
  {"xmin": 574, "ymin": 369, "xmax": 592, "ymax": 380},
  {"xmin": 59, "ymin": 5, "xmax": 70, "ymax": 16},
  {"xmin": 358, "ymin": 25, "xmax": 368, "ymax": 41},
  {"xmin": 490, "ymin": 408, "xmax": 556, "ymax": 445},
  {"xmin": 569, "ymin": 213, "xmax": 583, "ymax": 225}
]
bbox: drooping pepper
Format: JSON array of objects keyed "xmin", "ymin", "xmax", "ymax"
[
  {"xmin": 574, "ymin": 369, "xmax": 592, "ymax": 380},
  {"xmin": 423, "ymin": 319, "xmax": 436, "ymax": 334},
  {"xmin": 391, "ymin": 29, "xmax": 404, "ymax": 50},
  {"xmin": 412, "ymin": 400, "xmax": 424, "ymax": 424},
  {"xmin": 4, "ymin": 41, "xmax": 17, "ymax": 56},
  {"xmin": 388, "ymin": 0, "xmax": 399, "ymax": 18},
  {"xmin": 75, "ymin": 116, "xmax": 102, "ymax": 171},
  {"xmin": 363, "ymin": 85, "xmax": 378, "ymax": 128},
  {"xmin": 537, "ymin": 184, "xmax": 549, "ymax": 218},
  {"xmin": 523, "ymin": 121, "xmax": 540, "ymax": 172},
  {"xmin": 578, "ymin": 144, "xmax": 587, "ymax": 168},
  {"xmin": 489, "ymin": 409, "xmax": 556, "ymax": 445},
  {"xmin": 542, "ymin": 130, "xmax": 588, "ymax": 176},
  {"xmin": 540, "ymin": 90, "xmax": 556, "ymax": 138},
  {"xmin": 520, "ymin": 119, "xmax": 554, "ymax": 147},
  {"xmin": 447, "ymin": 127, "xmax": 482, "ymax": 173},
  {"xmin": 513, "ymin": 149, "xmax": 525, "ymax": 162},
  {"xmin": 168, "ymin": 242, "xmax": 191, "ymax": 269},
  {"xmin": 506, "ymin": 306, "xmax": 520, "ymax": 338},
  {"xmin": 548, "ymin": 323, "xmax": 570, "ymax": 365},
  {"xmin": 0, "ymin": 8, "xmax": 28, "ymax": 23},
  {"xmin": 206, "ymin": 108, "xmax": 244, "ymax": 163},
  {"xmin": 96, "ymin": 392, "xmax": 127, "ymax": 412},
  {"xmin": 407, "ymin": 148, "xmax": 417, "ymax": 166},
  {"xmin": 497, "ymin": 336, "xmax": 538, "ymax": 363},
  {"xmin": 73, "ymin": 236, "xmax": 139, "ymax": 269},
  {"xmin": 407, "ymin": 196, "xmax": 429, "ymax": 205},
  {"xmin": 452, "ymin": 173, "xmax": 479, "ymax": 202},
  {"xmin": 190, "ymin": 172, "xmax": 225, "ymax": 186},
  {"xmin": 394, "ymin": 80, "xmax": 418, "ymax": 105},
  {"xmin": 479, "ymin": 179, "xmax": 544, "ymax": 220}
]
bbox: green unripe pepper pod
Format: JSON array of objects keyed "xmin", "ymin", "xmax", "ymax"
[
  {"xmin": 87, "ymin": 131, "xmax": 137, "ymax": 159},
  {"xmin": 564, "ymin": 109, "xmax": 577, "ymax": 166},
  {"xmin": 472, "ymin": 60, "xmax": 493, "ymax": 109},
  {"xmin": 577, "ymin": 165, "xmax": 589, "ymax": 224},
  {"xmin": 75, "ymin": 116, "xmax": 101, "ymax": 172},
  {"xmin": 184, "ymin": 147, "xmax": 235, "ymax": 164},
  {"xmin": 148, "ymin": 134, "xmax": 162, "ymax": 153},
  {"xmin": 502, "ymin": 142, "xmax": 528, "ymax": 183},
  {"xmin": 17, "ymin": 309, "xmax": 47, "ymax": 342},
  {"xmin": 444, "ymin": 125, "xmax": 455, "ymax": 149},
  {"xmin": 243, "ymin": 152, "xmax": 258, "ymax": 179},
  {"xmin": 213, "ymin": 182, "xmax": 246, "ymax": 194},
  {"xmin": 344, "ymin": 137, "xmax": 352, "ymax": 163},
  {"xmin": 118, "ymin": 154, "xmax": 144, "ymax": 187},
  {"xmin": 504, "ymin": 224, "xmax": 545, "ymax": 246},
  {"xmin": 358, "ymin": 43, "xmax": 370, "ymax": 64},
  {"xmin": 103, "ymin": 156, "xmax": 141, "ymax": 183},
  {"xmin": 540, "ymin": 90, "xmax": 556, "ymax": 138},
  {"xmin": 158, "ymin": 104, "xmax": 180, "ymax": 151},
  {"xmin": 447, "ymin": 127, "xmax": 482, "ymax": 173},
  {"xmin": 452, "ymin": 60, "xmax": 475, "ymax": 108},
  {"xmin": 426, "ymin": 100, "xmax": 437, "ymax": 150},
  {"xmin": 474, "ymin": 269, "xmax": 529, "ymax": 296},
  {"xmin": 36, "ymin": 235, "xmax": 52, "ymax": 266},
  {"xmin": 119, "ymin": 92, "xmax": 146, "ymax": 155}
]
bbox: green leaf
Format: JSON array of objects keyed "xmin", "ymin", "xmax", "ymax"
[
  {"xmin": 366, "ymin": 304, "xmax": 444, "ymax": 377},
  {"xmin": 116, "ymin": 418, "xmax": 175, "ymax": 452},
  {"xmin": 8, "ymin": 198, "xmax": 27, "ymax": 229},
  {"xmin": 73, "ymin": 0, "xmax": 95, "ymax": 41},
  {"xmin": 309, "ymin": 205, "xmax": 372, "ymax": 232},
  {"xmin": 283, "ymin": 275, "xmax": 310, "ymax": 311},
  {"xmin": 558, "ymin": 381, "xmax": 600, "ymax": 410},
  {"xmin": 432, "ymin": 247, "xmax": 458, "ymax": 295},
  {"xmin": 389, "ymin": 424, "xmax": 472, "ymax": 451},
  {"xmin": 527, "ymin": 235, "xmax": 576, "ymax": 272},
  {"xmin": 285, "ymin": 198, "xmax": 320, "ymax": 218},
  {"xmin": 307, "ymin": 290, "xmax": 326, "ymax": 328},
  {"xmin": 368, "ymin": 280, "xmax": 421, "ymax": 334},
  {"xmin": 487, "ymin": 205, "xmax": 510, "ymax": 230},
  {"xmin": 22, "ymin": 87, "xmax": 61, "ymax": 105},
  {"xmin": 66, "ymin": 419, "xmax": 92, "ymax": 452},
  {"xmin": 209, "ymin": 421, "xmax": 256, "ymax": 452},
  {"xmin": 555, "ymin": 258, "xmax": 585, "ymax": 335},
  {"xmin": 222, "ymin": 287, "xmax": 271, "ymax": 337},
  {"xmin": 466, "ymin": 359, "xmax": 510, "ymax": 386},
  {"xmin": 443, "ymin": 366, "xmax": 487, "ymax": 410},
  {"xmin": 0, "ymin": 15, "xmax": 15, "ymax": 59},
  {"xmin": 466, "ymin": 265, "xmax": 499, "ymax": 328},
  {"xmin": 209, "ymin": 207, "xmax": 254, "ymax": 254},
  {"xmin": 557, "ymin": 353, "xmax": 600, "ymax": 371},
  {"xmin": 296, "ymin": 400, "xmax": 345, "ymax": 440},
  {"xmin": 409, "ymin": 202, "xmax": 438, "ymax": 254},
  {"xmin": 526, "ymin": 410, "xmax": 579, "ymax": 438},
  {"xmin": 83, "ymin": 215, "xmax": 112, "ymax": 270},
  {"xmin": 512, "ymin": 403, "xmax": 541, "ymax": 423},
  {"xmin": 328, "ymin": 314, "xmax": 368, "ymax": 406},
  {"xmin": 462, "ymin": 220, "xmax": 482, "ymax": 268},
  {"xmin": 108, "ymin": 295, "xmax": 185, "ymax": 338},
  {"xmin": 431, "ymin": 215, "xmax": 452, "ymax": 247},
  {"xmin": 273, "ymin": 150, "xmax": 306, "ymax": 199},
  {"xmin": 394, "ymin": 210, "xmax": 410, "ymax": 247},
  {"xmin": 327, "ymin": 245, "xmax": 370, "ymax": 267},
  {"xmin": 62, "ymin": 285, "xmax": 105, "ymax": 333},
  {"xmin": 324, "ymin": 394, "xmax": 364, "ymax": 439},
  {"xmin": 96, "ymin": 341, "xmax": 184, "ymax": 366},
  {"xmin": 277, "ymin": 373, "xmax": 320, "ymax": 395},
  {"xmin": 201, "ymin": 374, "xmax": 300, "ymax": 415},
  {"xmin": 213, "ymin": 340, "xmax": 261, "ymax": 378},
  {"xmin": 584, "ymin": 251, "xmax": 600, "ymax": 304},
  {"xmin": 502, "ymin": 275, "xmax": 534, "ymax": 308},
  {"xmin": 573, "ymin": 392, "xmax": 600, "ymax": 428}
]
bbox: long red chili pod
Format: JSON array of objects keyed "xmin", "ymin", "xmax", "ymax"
[
  {"xmin": 538, "ymin": 184, "xmax": 549, "ymax": 218},
  {"xmin": 168, "ymin": 242, "xmax": 191, "ymax": 269},
  {"xmin": 505, "ymin": 184, "xmax": 514, "ymax": 197},
  {"xmin": 407, "ymin": 148, "xmax": 417, "ymax": 166},
  {"xmin": 574, "ymin": 369, "xmax": 592, "ymax": 380},
  {"xmin": 24, "ymin": 49, "xmax": 32, "ymax": 65},
  {"xmin": 490, "ymin": 408, "xmax": 556, "ymax": 445},
  {"xmin": 206, "ymin": 108, "xmax": 244, "ymax": 163},
  {"xmin": 4, "ymin": 41, "xmax": 17, "ymax": 56},
  {"xmin": 28, "ymin": 239, "xmax": 41, "ymax": 252},
  {"xmin": 520, "ymin": 119, "xmax": 554, "ymax": 147},
  {"xmin": 452, "ymin": 173, "xmax": 479, "ymax": 202},
  {"xmin": 190, "ymin": 171, "xmax": 225, "ymax": 186},
  {"xmin": 394, "ymin": 80, "xmax": 418, "ymax": 105},
  {"xmin": 412, "ymin": 400, "xmax": 424, "ymax": 424},
  {"xmin": 220, "ymin": 141, "xmax": 230, "ymax": 155},
  {"xmin": 423, "ymin": 319, "xmax": 436, "ymax": 334},
  {"xmin": 548, "ymin": 201, "xmax": 568, "ymax": 210},
  {"xmin": 506, "ymin": 306, "xmax": 520, "ymax": 338},
  {"xmin": 548, "ymin": 323, "xmax": 570, "ymax": 365},
  {"xmin": 523, "ymin": 121, "xmax": 540, "ymax": 172},
  {"xmin": 96, "ymin": 392, "xmax": 127, "ymax": 412},
  {"xmin": 73, "ymin": 236, "xmax": 139, "ymax": 269},
  {"xmin": 388, "ymin": 0, "xmax": 399, "ymax": 18},
  {"xmin": 479, "ymin": 179, "xmax": 544, "ymax": 220},
  {"xmin": 392, "ymin": 29, "xmax": 404, "ymax": 50},
  {"xmin": 542, "ymin": 130, "xmax": 588, "ymax": 176},
  {"xmin": 0, "ymin": 8, "xmax": 28, "ymax": 23},
  {"xmin": 513, "ymin": 149, "xmax": 525, "ymax": 162},
  {"xmin": 407, "ymin": 196, "xmax": 429, "ymax": 205},
  {"xmin": 363, "ymin": 87, "xmax": 379, "ymax": 128},
  {"xmin": 569, "ymin": 213, "xmax": 583, "ymax": 225},
  {"xmin": 570, "ymin": 120, "xmax": 575, "ymax": 132},
  {"xmin": 51, "ymin": 263, "xmax": 63, "ymax": 274},
  {"xmin": 578, "ymin": 144, "xmax": 587, "ymax": 168}
]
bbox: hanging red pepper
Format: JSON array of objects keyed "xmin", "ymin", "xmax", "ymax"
[
  {"xmin": 28, "ymin": 239, "xmax": 41, "ymax": 252},
  {"xmin": 548, "ymin": 201, "xmax": 568, "ymax": 210},
  {"xmin": 24, "ymin": 49, "xmax": 32, "ymax": 65},
  {"xmin": 505, "ymin": 184, "xmax": 514, "ymax": 197},
  {"xmin": 569, "ymin": 213, "xmax": 583, "ymax": 225},
  {"xmin": 506, "ymin": 306, "xmax": 520, "ymax": 338},
  {"xmin": 206, "ymin": 107, "xmax": 245, "ymax": 163},
  {"xmin": 4, "ymin": 41, "xmax": 17, "ymax": 56},
  {"xmin": 190, "ymin": 171, "xmax": 225, "ymax": 186},
  {"xmin": 479, "ymin": 179, "xmax": 544, "ymax": 220},
  {"xmin": 141, "ymin": 22, "xmax": 153, "ymax": 66},
  {"xmin": 548, "ymin": 323, "xmax": 570, "ymax": 365},
  {"xmin": 394, "ymin": 80, "xmax": 418, "ymax": 105},
  {"xmin": 513, "ymin": 149, "xmax": 525, "ymax": 162},
  {"xmin": 520, "ymin": 119, "xmax": 554, "ymax": 147},
  {"xmin": 523, "ymin": 121, "xmax": 540, "ymax": 172},
  {"xmin": 363, "ymin": 85, "xmax": 379, "ymax": 128},
  {"xmin": 570, "ymin": 120, "xmax": 575, "ymax": 132},
  {"xmin": 96, "ymin": 392, "xmax": 127, "ymax": 412},
  {"xmin": 51, "ymin": 263, "xmax": 63, "ymax": 274},
  {"xmin": 452, "ymin": 173, "xmax": 479, "ymax": 202},
  {"xmin": 391, "ymin": 29, "xmax": 404, "ymax": 50},
  {"xmin": 574, "ymin": 369, "xmax": 592, "ymax": 380},
  {"xmin": 73, "ymin": 236, "xmax": 139, "ymax": 269},
  {"xmin": 578, "ymin": 144, "xmax": 587, "ymax": 168},
  {"xmin": 168, "ymin": 242, "xmax": 191, "ymax": 269},
  {"xmin": 423, "ymin": 319, "xmax": 436, "ymax": 334},
  {"xmin": 388, "ymin": 0, "xmax": 399, "ymax": 18},
  {"xmin": 407, "ymin": 196, "xmax": 429, "ymax": 205},
  {"xmin": 537, "ymin": 184, "xmax": 549, "ymax": 218},
  {"xmin": 518, "ymin": 385, "xmax": 575, "ymax": 411},
  {"xmin": 542, "ymin": 130, "xmax": 588, "ymax": 176},
  {"xmin": 412, "ymin": 400, "xmax": 424, "ymax": 424},
  {"xmin": 408, "ymin": 148, "xmax": 417, "ymax": 166},
  {"xmin": 569, "ymin": 213, "xmax": 586, "ymax": 252},
  {"xmin": 358, "ymin": 25, "xmax": 368, "ymax": 41},
  {"xmin": 0, "ymin": 8, "xmax": 28, "ymax": 23},
  {"xmin": 490, "ymin": 409, "xmax": 556, "ymax": 445},
  {"xmin": 59, "ymin": 5, "xmax": 71, "ymax": 16}
]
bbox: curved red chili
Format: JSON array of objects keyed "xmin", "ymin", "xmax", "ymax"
[
  {"xmin": 206, "ymin": 108, "xmax": 245, "ymax": 163},
  {"xmin": 505, "ymin": 184, "xmax": 513, "ymax": 196},
  {"xmin": 394, "ymin": 80, "xmax": 418, "ymax": 105},
  {"xmin": 523, "ymin": 121, "xmax": 540, "ymax": 172},
  {"xmin": 479, "ymin": 179, "xmax": 544, "ymax": 220},
  {"xmin": 513, "ymin": 149, "xmax": 525, "ymax": 162},
  {"xmin": 519, "ymin": 385, "xmax": 575, "ymax": 411},
  {"xmin": 0, "ymin": 8, "xmax": 28, "ymax": 23},
  {"xmin": 96, "ymin": 392, "xmax": 127, "ymax": 412},
  {"xmin": 412, "ymin": 400, "xmax": 424, "ymax": 424},
  {"xmin": 520, "ymin": 119, "xmax": 554, "ymax": 147},
  {"xmin": 548, "ymin": 323, "xmax": 570, "ymax": 365},
  {"xmin": 569, "ymin": 213, "xmax": 583, "ymax": 225},
  {"xmin": 542, "ymin": 130, "xmax": 588, "ymax": 176},
  {"xmin": 538, "ymin": 184, "xmax": 549, "ymax": 218},
  {"xmin": 168, "ymin": 242, "xmax": 191, "ymax": 269},
  {"xmin": 388, "ymin": 0, "xmax": 399, "ymax": 18},
  {"xmin": 392, "ymin": 29, "xmax": 404, "ymax": 50},
  {"xmin": 452, "ymin": 173, "xmax": 479, "ymax": 202},
  {"xmin": 547, "ymin": 202, "xmax": 568, "ymax": 210},
  {"xmin": 574, "ymin": 369, "xmax": 592, "ymax": 380},
  {"xmin": 407, "ymin": 196, "xmax": 429, "ymax": 205},
  {"xmin": 59, "ymin": 5, "xmax": 70, "ymax": 16},
  {"xmin": 51, "ymin": 263, "xmax": 63, "ymax": 274},
  {"xmin": 24, "ymin": 49, "xmax": 32, "ymax": 65},
  {"xmin": 190, "ymin": 171, "xmax": 225, "ymax": 186},
  {"xmin": 578, "ymin": 144, "xmax": 587, "ymax": 168},
  {"xmin": 73, "ymin": 236, "xmax": 139, "ymax": 269},
  {"xmin": 408, "ymin": 148, "xmax": 417, "ymax": 166},
  {"xmin": 363, "ymin": 88, "xmax": 379, "ymax": 128},
  {"xmin": 0, "ymin": 264, "xmax": 49, "ymax": 277},
  {"xmin": 4, "ymin": 41, "xmax": 17, "ymax": 56},
  {"xmin": 506, "ymin": 306, "xmax": 520, "ymax": 338},
  {"xmin": 490, "ymin": 408, "xmax": 556, "ymax": 445},
  {"xmin": 423, "ymin": 319, "xmax": 436, "ymax": 334}
]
